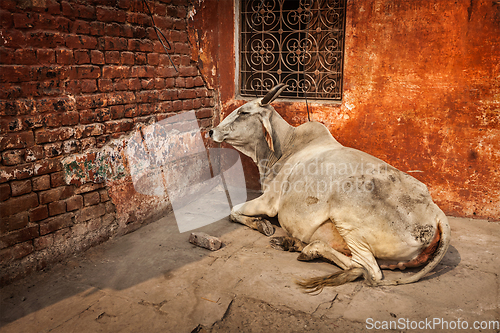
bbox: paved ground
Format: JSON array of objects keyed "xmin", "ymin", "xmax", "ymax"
[{"xmin": 1, "ymin": 192, "xmax": 499, "ymax": 332}]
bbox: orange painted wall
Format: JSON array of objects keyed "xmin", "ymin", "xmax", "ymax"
[{"xmin": 189, "ymin": 0, "xmax": 500, "ymax": 221}]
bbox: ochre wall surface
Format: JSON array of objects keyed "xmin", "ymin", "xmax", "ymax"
[{"xmin": 190, "ymin": 0, "xmax": 500, "ymax": 221}]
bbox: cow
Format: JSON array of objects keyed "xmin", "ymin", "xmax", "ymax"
[{"xmin": 208, "ymin": 83, "xmax": 451, "ymax": 292}]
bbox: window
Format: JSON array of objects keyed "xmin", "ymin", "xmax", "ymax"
[{"xmin": 239, "ymin": 0, "xmax": 346, "ymax": 100}]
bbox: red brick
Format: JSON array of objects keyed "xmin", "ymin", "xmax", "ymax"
[
  {"xmin": 90, "ymin": 21, "xmax": 105, "ymax": 36},
  {"xmin": 80, "ymin": 79, "xmax": 98, "ymax": 93},
  {"xmin": 194, "ymin": 76, "xmax": 204, "ymax": 87},
  {"xmin": 0, "ymin": 192, "xmax": 38, "ymax": 217},
  {"xmin": 2, "ymin": 150, "xmax": 24, "ymax": 166},
  {"xmin": 10, "ymin": 179, "xmax": 32, "ymax": 197},
  {"xmin": 135, "ymin": 52, "xmax": 147, "ymax": 65},
  {"xmin": 74, "ymin": 3, "xmax": 96, "ymax": 19},
  {"xmin": 178, "ymin": 89, "xmax": 197, "ymax": 99},
  {"xmin": 14, "ymin": 49, "xmax": 37, "ymax": 65},
  {"xmin": 72, "ymin": 65, "xmax": 101, "ymax": 79},
  {"xmin": 80, "ymin": 137, "xmax": 96, "ymax": 150},
  {"xmin": 83, "ymin": 191, "xmax": 100, "ymax": 206},
  {"xmin": 74, "ymin": 182, "xmax": 104, "ymax": 194},
  {"xmin": 31, "ymin": 65, "xmax": 69, "ymax": 81},
  {"xmin": 37, "ymin": 49, "xmax": 55, "ymax": 64},
  {"xmin": 98, "ymin": 189, "xmax": 110, "ymax": 202},
  {"xmin": 183, "ymin": 99, "xmax": 194, "ymax": 110},
  {"xmin": 75, "ymin": 203, "xmax": 106, "ymax": 223},
  {"xmin": 65, "ymin": 34, "xmax": 98, "ymax": 49},
  {"xmin": 50, "ymin": 171, "xmax": 66, "ymax": 188},
  {"xmin": 154, "ymin": 16, "xmax": 173, "ymax": 30},
  {"xmin": 128, "ymin": 39, "xmax": 153, "ymax": 52},
  {"xmin": 25, "ymin": 145, "xmax": 44, "ymax": 163},
  {"xmin": 13, "ymin": 12, "xmax": 35, "ymax": 29},
  {"xmin": 0, "ymin": 65, "xmax": 30, "ymax": 83},
  {"xmin": 105, "ymin": 22, "xmax": 122, "ymax": 37},
  {"xmin": 66, "ymin": 195, "xmax": 83, "ymax": 211},
  {"xmin": 56, "ymin": 49, "xmax": 74, "ymax": 64},
  {"xmin": 124, "ymin": 104, "xmax": 139, "ymax": 117},
  {"xmin": 72, "ymin": 20, "xmax": 91, "ymax": 34},
  {"xmin": 0, "ymin": 183, "xmax": 11, "ymax": 201},
  {"xmin": 104, "ymin": 119, "xmax": 134, "ymax": 134},
  {"xmin": 39, "ymin": 212, "xmax": 74, "ymax": 235},
  {"xmin": 43, "ymin": 142, "xmax": 62, "ymax": 158},
  {"xmin": 196, "ymin": 108, "xmax": 213, "ymax": 119},
  {"xmin": 126, "ymin": 12, "xmax": 150, "ymax": 25},
  {"xmin": 62, "ymin": 139, "xmax": 81, "ymax": 154},
  {"xmin": 0, "ymin": 30, "xmax": 26, "ymax": 49},
  {"xmin": 48, "ymin": 200, "xmax": 66, "ymax": 216},
  {"xmin": 120, "ymin": 51, "xmax": 135, "ymax": 65},
  {"xmin": 131, "ymin": 65, "xmax": 155, "ymax": 78},
  {"xmin": 35, "ymin": 127, "xmax": 74, "ymax": 144},
  {"xmin": 110, "ymin": 105, "xmax": 125, "ymax": 119},
  {"xmin": 39, "ymin": 185, "xmax": 74, "ymax": 204},
  {"xmin": 128, "ymin": 78, "xmax": 141, "ymax": 90},
  {"xmin": 34, "ymin": 233, "xmax": 54, "ymax": 250},
  {"xmin": 32, "ymin": 175, "xmax": 51, "ymax": 191},
  {"xmin": 0, "ymin": 241, "xmax": 34, "ymax": 263},
  {"xmin": 0, "ymin": 225, "xmax": 39, "ymax": 250},
  {"xmin": 80, "ymin": 108, "xmax": 111, "ymax": 124},
  {"xmin": 62, "ymin": 112, "xmax": 79, "ymax": 126},
  {"xmin": 105, "ymin": 51, "xmax": 120, "ymax": 64},
  {"xmin": 33, "ymin": 158, "xmax": 62, "ymax": 176},
  {"xmin": 0, "ymin": 132, "xmax": 35, "ymax": 151},
  {"xmin": 175, "ymin": 77, "xmax": 185, "ymax": 88},
  {"xmin": 74, "ymin": 123, "xmax": 105, "ymax": 139},
  {"xmin": 74, "ymin": 50, "xmax": 90, "ymax": 64},
  {"xmin": 185, "ymin": 77, "xmax": 194, "ymax": 89},
  {"xmin": 1, "ymin": 163, "xmax": 35, "ymax": 183},
  {"xmin": 105, "ymin": 200, "xmax": 116, "ymax": 213},
  {"xmin": 136, "ymin": 90, "xmax": 158, "ymax": 103},
  {"xmin": 90, "ymin": 50, "xmax": 105, "ymax": 64},
  {"xmin": 98, "ymin": 36, "xmax": 128, "ymax": 51},
  {"xmin": 55, "ymin": 16, "xmax": 71, "ymax": 32},
  {"xmin": 96, "ymin": 135, "xmax": 110, "ymax": 147},
  {"xmin": 111, "ymin": 79, "xmax": 126, "ymax": 92},
  {"xmin": 102, "ymin": 65, "xmax": 130, "ymax": 79},
  {"xmin": 0, "ymin": 212, "xmax": 29, "ymax": 233},
  {"xmin": 97, "ymin": 7, "xmax": 127, "ymax": 23}
]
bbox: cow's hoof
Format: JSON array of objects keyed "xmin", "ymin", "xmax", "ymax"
[
  {"xmin": 257, "ymin": 219, "xmax": 274, "ymax": 236},
  {"xmin": 297, "ymin": 253, "xmax": 312, "ymax": 261},
  {"xmin": 270, "ymin": 237, "xmax": 287, "ymax": 250},
  {"xmin": 270, "ymin": 236, "xmax": 304, "ymax": 252}
]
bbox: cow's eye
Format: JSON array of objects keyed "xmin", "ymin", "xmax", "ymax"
[{"xmin": 239, "ymin": 111, "xmax": 250, "ymax": 115}]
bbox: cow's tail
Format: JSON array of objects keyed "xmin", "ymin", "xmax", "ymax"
[
  {"xmin": 295, "ymin": 267, "xmax": 368, "ymax": 294},
  {"xmin": 377, "ymin": 213, "xmax": 451, "ymax": 286},
  {"xmin": 296, "ymin": 213, "xmax": 451, "ymax": 292}
]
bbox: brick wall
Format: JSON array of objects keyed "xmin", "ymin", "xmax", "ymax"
[{"xmin": 0, "ymin": 0, "xmax": 215, "ymax": 285}]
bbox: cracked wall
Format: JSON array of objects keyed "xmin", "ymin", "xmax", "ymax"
[{"xmin": 0, "ymin": 0, "xmax": 216, "ymax": 285}]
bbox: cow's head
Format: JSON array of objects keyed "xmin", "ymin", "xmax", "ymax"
[{"xmin": 209, "ymin": 84, "xmax": 288, "ymax": 161}]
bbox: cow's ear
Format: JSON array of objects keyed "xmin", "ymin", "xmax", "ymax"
[
  {"xmin": 260, "ymin": 83, "xmax": 288, "ymax": 106},
  {"xmin": 261, "ymin": 112, "xmax": 274, "ymax": 152}
]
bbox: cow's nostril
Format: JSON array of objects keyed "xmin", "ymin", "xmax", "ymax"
[{"xmin": 208, "ymin": 129, "xmax": 213, "ymax": 137}]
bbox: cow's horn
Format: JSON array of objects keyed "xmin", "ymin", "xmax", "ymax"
[{"xmin": 260, "ymin": 83, "xmax": 288, "ymax": 106}]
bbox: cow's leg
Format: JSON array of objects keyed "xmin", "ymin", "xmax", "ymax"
[
  {"xmin": 270, "ymin": 236, "xmax": 306, "ymax": 252},
  {"xmin": 230, "ymin": 198, "xmax": 277, "ymax": 236},
  {"xmin": 297, "ymin": 240, "xmax": 356, "ymax": 270}
]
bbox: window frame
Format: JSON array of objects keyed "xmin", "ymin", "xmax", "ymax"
[{"xmin": 235, "ymin": 0, "xmax": 346, "ymax": 103}]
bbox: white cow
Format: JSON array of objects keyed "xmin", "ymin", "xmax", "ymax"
[{"xmin": 209, "ymin": 84, "xmax": 451, "ymax": 292}]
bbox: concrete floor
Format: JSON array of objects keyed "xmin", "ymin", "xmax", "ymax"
[{"xmin": 1, "ymin": 194, "xmax": 499, "ymax": 332}]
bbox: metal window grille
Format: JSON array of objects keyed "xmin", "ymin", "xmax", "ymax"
[{"xmin": 240, "ymin": 0, "xmax": 346, "ymax": 100}]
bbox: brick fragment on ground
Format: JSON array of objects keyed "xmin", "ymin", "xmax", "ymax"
[{"xmin": 189, "ymin": 232, "xmax": 222, "ymax": 251}]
